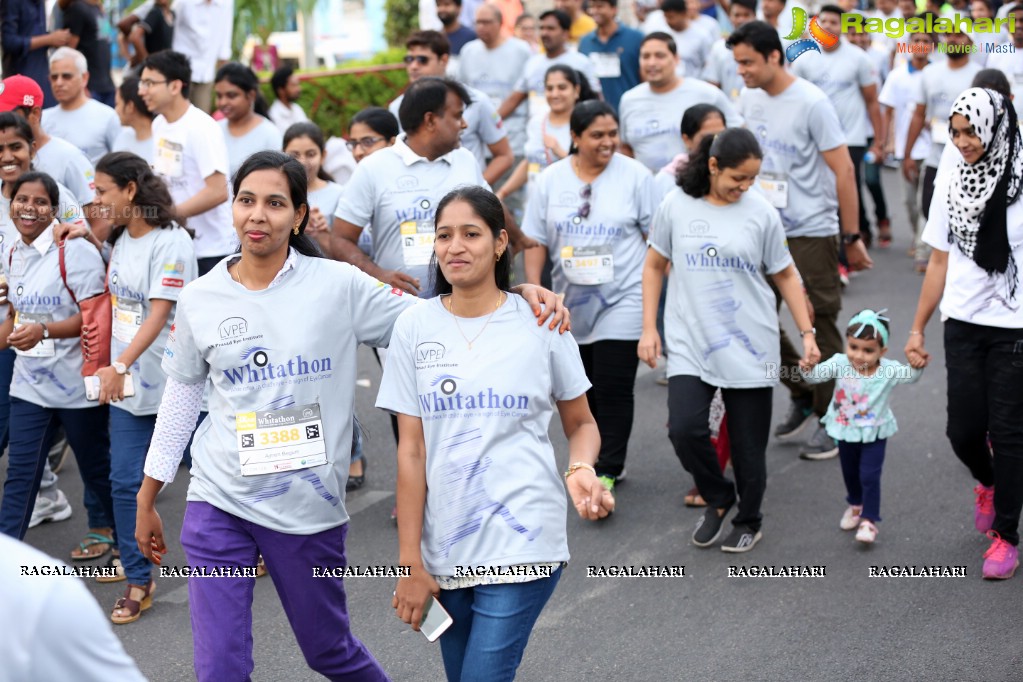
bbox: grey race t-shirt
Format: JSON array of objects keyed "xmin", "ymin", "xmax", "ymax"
[
  {"xmin": 218, "ymin": 117, "xmax": 284, "ymax": 177},
  {"xmin": 161, "ymin": 253, "xmax": 416, "ymax": 533},
  {"xmin": 375, "ymin": 295, "xmax": 590, "ymax": 576},
  {"xmin": 791, "ymin": 41, "xmax": 876, "ymax": 147},
  {"xmin": 33, "ymin": 136, "xmax": 97, "ymax": 206},
  {"xmin": 701, "ymin": 39, "xmax": 743, "ymax": 102},
  {"xmin": 41, "ymin": 99, "xmax": 122, "ymax": 165},
  {"xmin": 913, "ymin": 60, "xmax": 983, "ymax": 167},
  {"xmin": 515, "ymin": 50, "xmax": 602, "ymax": 120},
  {"xmin": 108, "ymin": 226, "xmax": 197, "ymax": 416},
  {"xmin": 738, "ymin": 78, "xmax": 847, "ymax": 238},
  {"xmin": 619, "ymin": 80, "xmax": 742, "ymax": 172},
  {"xmin": 390, "ymin": 86, "xmax": 507, "ymax": 172},
  {"xmin": 5, "ymin": 224, "xmax": 106, "ymax": 408},
  {"xmin": 308, "ymin": 181, "xmax": 344, "ymax": 219},
  {"xmin": 334, "ymin": 138, "xmax": 489, "ymax": 298},
  {"xmin": 112, "ymin": 128, "xmax": 154, "ymax": 164},
  {"xmin": 648, "ymin": 188, "xmax": 792, "ymax": 387},
  {"xmin": 459, "ymin": 37, "xmax": 533, "ymax": 151},
  {"xmin": 522, "ymin": 153, "xmax": 655, "ymax": 344},
  {"xmin": 640, "ymin": 12, "xmax": 715, "ymax": 77}
]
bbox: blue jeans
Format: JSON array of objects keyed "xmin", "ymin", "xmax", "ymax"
[
  {"xmin": 0, "ymin": 398, "xmax": 114, "ymax": 539},
  {"xmin": 838, "ymin": 439, "xmax": 887, "ymax": 523},
  {"xmin": 438, "ymin": 567, "xmax": 562, "ymax": 682},
  {"xmin": 0, "ymin": 348, "xmax": 14, "ymax": 453},
  {"xmin": 110, "ymin": 407, "xmax": 156, "ymax": 585}
]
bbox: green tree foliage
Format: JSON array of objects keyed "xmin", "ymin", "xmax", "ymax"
[{"xmin": 384, "ymin": 0, "xmax": 420, "ymax": 47}]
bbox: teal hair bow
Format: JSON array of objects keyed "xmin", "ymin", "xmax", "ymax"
[{"xmin": 848, "ymin": 308, "xmax": 890, "ymax": 348}]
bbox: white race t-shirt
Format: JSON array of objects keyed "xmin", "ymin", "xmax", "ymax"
[
  {"xmin": 41, "ymin": 99, "xmax": 122, "ymax": 165},
  {"xmin": 913, "ymin": 60, "xmax": 983, "ymax": 167},
  {"xmin": 218, "ymin": 117, "xmax": 284, "ymax": 177},
  {"xmin": 879, "ymin": 62, "xmax": 931, "ymax": 161},
  {"xmin": 375, "ymin": 295, "xmax": 590, "ymax": 576},
  {"xmin": 268, "ymin": 99, "xmax": 309, "ymax": 133},
  {"xmin": 922, "ymin": 171, "xmax": 1023, "ymax": 328},
  {"xmin": 162, "ymin": 253, "xmax": 417, "ymax": 532},
  {"xmin": 151, "ymin": 105, "xmax": 234, "ymax": 259}
]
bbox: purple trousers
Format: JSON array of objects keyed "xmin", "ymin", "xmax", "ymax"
[{"xmin": 180, "ymin": 501, "xmax": 389, "ymax": 682}]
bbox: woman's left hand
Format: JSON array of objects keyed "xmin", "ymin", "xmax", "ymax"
[
  {"xmin": 8, "ymin": 322, "xmax": 44, "ymax": 352},
  {"xmin": 566, "ymin": 470, "xmax": 615, "ymax": 521},
  {"xmin": 798, "ymin": 335, "xmax": 821, "ymax": 371},
  {"xmin": 515, "ymin": 285, "xmax": 571, "ymax": 333},
  {"xmin": 52, "ymin": 222, "xmax": 90, "ymax": 243},
  {"xmin": 96, "ymin": 365, "xmax": 126, "ymax": 404}
]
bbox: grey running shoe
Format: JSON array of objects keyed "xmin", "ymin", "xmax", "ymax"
[
  {"xmin": 799, "ymin": 423, "xmax": 839, "ymax": 460},
  {"xmin": 774, "ymin": 397, "xmax": 815, "ymax": 441}
]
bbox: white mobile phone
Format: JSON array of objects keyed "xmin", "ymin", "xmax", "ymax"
[
  {"xmin": 84, "ymin": 373, "xmax": 136, "ymax": 401},
  {"xmin": 419, "ymin": 596, "xmax": 453, "ymax": 642}
]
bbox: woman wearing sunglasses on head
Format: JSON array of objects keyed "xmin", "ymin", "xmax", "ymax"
[{"xmin": 522, "ymin": 100, "xmax": 656, "ymax": 497}]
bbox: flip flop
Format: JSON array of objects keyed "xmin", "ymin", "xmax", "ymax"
[
  {"xmin": 111, "ymin": 581, "xmax": 156, "ymax": 625},
  {"xmin": 71, "ymin": 532, "xmax": 114, "ymax": 561}
]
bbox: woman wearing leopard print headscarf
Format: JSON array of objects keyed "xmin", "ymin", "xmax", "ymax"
[{"xmin": 905, "ymin": 87, "xmax": 1023, "ymax": 581}]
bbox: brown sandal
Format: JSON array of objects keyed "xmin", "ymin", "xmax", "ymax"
[
  {"xmin": 684, "ymin": 487, "xmax": 707, "ymax": 508},
  {"xmin": 110, "ymin": 581, "xmax": 156, "ymax": 625}
]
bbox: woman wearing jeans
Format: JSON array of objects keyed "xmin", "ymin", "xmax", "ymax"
[
  {"xmin": 906, "ymin": 87, "xmax": 1023, "ymax": 580},
  {"xmin": 523, "ymin": 100, "xmax": 656, "ymax": 494},
  {"xmin": 91, "ymin": 151, "xmax": 197, "ymax": 622},
  {"xmin": 0, "ymin": 171, "xmax": 114, "ymax": 549},
  {"xmin": 380, "ymin": 186, "xmax": 612, "ymax": 681},
  {"xmin": 638, "ymin": 129, "xmax": 818, "ymax": 552}
]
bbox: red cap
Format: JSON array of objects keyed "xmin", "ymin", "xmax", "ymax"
[{"xmin": 0, "ymin": 75, "xmax": 45, "ymax": 111}]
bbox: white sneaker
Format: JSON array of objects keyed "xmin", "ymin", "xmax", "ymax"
[
  {"xmin": 28, "ymin": 490, "xmax": 73, "ymax": 528},
  {"xmin": 840, "ymin": 505, "xmax": 862, "ymax": 531},
  {"xmin": 855, "ymin": 520, "xmax": 878, "ymax": 544}
]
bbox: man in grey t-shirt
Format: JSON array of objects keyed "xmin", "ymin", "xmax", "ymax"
[{"xmin": 729, "ymin": 21, "xmax": 872, "ymax": 461}]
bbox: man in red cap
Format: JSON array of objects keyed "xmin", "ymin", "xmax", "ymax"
[{"xmin": 0, "ymin": 74, "xmax": 103, "ymax": 235}]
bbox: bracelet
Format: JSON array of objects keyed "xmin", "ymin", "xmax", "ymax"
[
  {"xmin": 908, "ymin": 330, "xmax": 923, "ymax": 335},
  {"xmin": 564, "ymin": 462, "xmax": 596, "ymax": 479},
  {"xmin": 799, "ymin": 328, "xmax": 816, "ymax": 337}
]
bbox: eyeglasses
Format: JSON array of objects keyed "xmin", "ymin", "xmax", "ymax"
[
  {"xmin": 403, "ymin": 55, "xmax": 432, "ymax": 65},
  {"xmin": 138, "ymin": 79, "xmax": 168, "ymax": 89},
  {"xmin": 578, "ymin": 184, "xmax": 592, "ymax": 220},
  {"xmin": 346, "ymin": 136, "xmax": 386, "ymax": 151}
]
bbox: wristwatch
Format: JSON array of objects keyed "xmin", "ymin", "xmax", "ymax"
[
  {"xmin": 112, "ymin": 361, "xmax": 128, "ymax": 375},
  {"xmin": 799, "ymin": 328, "xmax": 816, "ymax": 337},
  {"xmin": 40, "ymin": 323, "xmax": 49, "ymax": 339},
  {"xmin": 841, "ymin": 233, "xmax": 862, "ymax": 245}
]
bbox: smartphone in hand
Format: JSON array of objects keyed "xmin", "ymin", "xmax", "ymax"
[{"xmin": 420, "ymin": 596, "xmax": 453, "ymax": 642}]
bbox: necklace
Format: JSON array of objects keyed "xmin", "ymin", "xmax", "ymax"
[{"xmin": 445, "ymin": 292, "xmax": 505, "ymax": 350}]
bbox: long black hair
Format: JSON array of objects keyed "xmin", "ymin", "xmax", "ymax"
[
  {"xmin": 569, "ymin": 100, "xmax": 617, "ymax": 155},
  {"xmin": 544, "ymin": 65, "xmax": 597, "ymax": 104},
  {"xmin": 430, "ymin": 185, "xmax": 511, "ymax": 296},
  {"xmin": 232, "ymin": 150, "xmax": 321, "ymax": 258},
  {"xmin": 215, "ymin": 62, "xmax": 270, "ymax": 118},
  {"xmin": 680, "ymin": 128, "xmax": 762, "ymax": 198},
  {"xmin": 95, "ymin": 151, "xmax": 184, "ymax": 244},
  {"xmin": 283, "ymin": 121, "xmax": 334, "ymax": 182}
]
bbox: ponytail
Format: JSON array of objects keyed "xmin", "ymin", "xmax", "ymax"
[{"xmin": 679, "ymin": 127, "xmax": 762, "ymax": 198}]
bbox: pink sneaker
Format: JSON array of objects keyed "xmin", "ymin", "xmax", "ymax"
[
  {"xmin": 974, "ymin": 484, "xmax": 995, "ymax": 533},
  {"xmin": 982, "ymin": 531, "xmax": 1019, "ymax": 580}
]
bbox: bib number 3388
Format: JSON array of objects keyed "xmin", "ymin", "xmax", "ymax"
[{"xmin": 236, "ymin": 403, "xmax": 327, "ymax": 476}]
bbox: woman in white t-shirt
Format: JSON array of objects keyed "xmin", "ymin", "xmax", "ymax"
[
  {"xmin": 380, "ymin": 185, "xmax": 613, "ymax": 682},
  {"xmin": 214, "ymin": 63, "xmax": 284, "ymax": 177},
  {"xmin": 113, "ymin": 76, "xmax": 155, "ymax": 164},
  {"xmin": 638, "ymin": 128, "xmax": 819, "ymax": 553},
  {"xmin": 496, "ymin": 65, "xmax": 595, "ymax": 204},
  {"xmin": 91, "ymin": 151, "xmax": 198, "ymax": 624},
  {"xmin": 283, "ymin": 121, "xmax": 344, "ymax": 258},
  {"xmin": 906, "ymin": 87, "xmax": 1023, "ymax": 581},
  {"xmin": 132, "ymin": 151, "xmax": 569, "ymax": 681}
]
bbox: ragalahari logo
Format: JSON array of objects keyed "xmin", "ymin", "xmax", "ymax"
[{"xmin": 785, "ymin": 7, "xmax": 839, "ymax": 62}]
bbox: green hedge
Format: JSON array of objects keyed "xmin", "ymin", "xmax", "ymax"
[{"xmin": 261, "ymin": 48, "xmax": 409, "ymax": 139}]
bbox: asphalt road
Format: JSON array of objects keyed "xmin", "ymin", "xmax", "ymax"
[{"xmin": 4, "ymin": 167, "xmax": 1020, "ymax": 682}]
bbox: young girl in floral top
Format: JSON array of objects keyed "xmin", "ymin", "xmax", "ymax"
[{"xmin": 802, "ymin": 309, "xmax": 923, "ymax": 544}]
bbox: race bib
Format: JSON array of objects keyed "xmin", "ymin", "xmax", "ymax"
[
  {"xmin": 13, "ymin": 311, "xmax": 55, "ymax": 358},
  {"xmin": 590, "ymin": 52, "xmax": 622, "ymax": 79},
  {"xmin": 930, "ymin": 117, "xmax": 949, "ymax": 146},
  {"xmin": 236, "ymin": 403, "xmax": 327, "ymax": 476},
  {"xmin": 528, "ymin": 162, "xmax": 542, "ymax": 182},
  {"xmin": 111, "ymin": 295, "xmax": 143, "ymax": 344},
  {"xmin": 758, "ymin": 171, "xmax": 789, "ymax": 210},
  {"xmin": 154, "ymin": 137, "xmax": 184, "ymax": 178},
  {"xmin": 400, "ymin": 220, "xmax": 435, "ymax": 267},
  {"xmin": 560, "ymin": 245, "xmax": 615, "ymax": 285}
]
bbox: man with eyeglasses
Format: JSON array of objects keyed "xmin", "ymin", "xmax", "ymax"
[
  {"xmin": 139, "ymin": 49, "xmax": 232, "ymax": 276},
  {"xmin": 41, "ymin": 47, "xmax": 120, "ymax": 165},
  {"xmin": 333, "ymin": 77, "xmax": 534, "ymax": 298},
  {"xmin": 390, "ymin": 31, "xmax": 512, "ymax": 185}
]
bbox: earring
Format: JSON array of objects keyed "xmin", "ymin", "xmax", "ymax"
[
  {"xmin": 293, "ymin": 225, "xmax": 300, "ymax": 236},
  {"xmin": 495, "ymin": 251, "xmax": 503, "ymax": 261}
]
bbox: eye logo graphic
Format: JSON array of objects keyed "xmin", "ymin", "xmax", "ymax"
[{"xmin": 785, "ymin": 8, "xmax": 840, "ymax": 62}]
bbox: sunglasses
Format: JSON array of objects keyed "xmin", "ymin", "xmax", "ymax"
[
  {"xmin": 403, "ymin": 55, "xmax": 432, "ymax": 65},
  {"xmin": 578, "ymin": 184, "xmax": 592, "ymax": 220}
]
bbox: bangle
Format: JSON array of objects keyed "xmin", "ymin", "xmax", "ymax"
[
  {"xmin": 564, "ymin": 462, "xmax": 596, "ymax": 479},
  {"xmin": 908, "ymin": 330, "xmax": 923, "ymax": 335}
]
